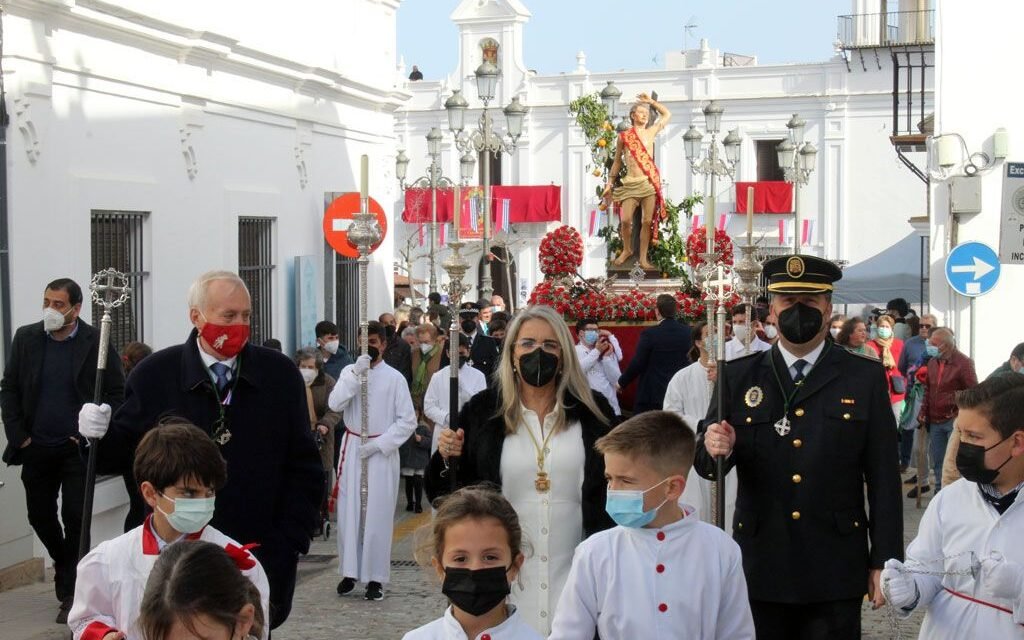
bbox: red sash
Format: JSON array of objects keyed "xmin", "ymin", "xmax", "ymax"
[{"xmin": 620, "ymin": 128, "xmax": 665, "ymax": 242}]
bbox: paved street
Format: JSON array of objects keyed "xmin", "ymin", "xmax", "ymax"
[{"xmin": 4, "ymin": 471, "xmax": 931, "ymax": 640}]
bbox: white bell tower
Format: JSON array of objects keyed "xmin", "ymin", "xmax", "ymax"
[{"xmin": 449, "ymin": 0, "xmax": 531, "ymax": 105}]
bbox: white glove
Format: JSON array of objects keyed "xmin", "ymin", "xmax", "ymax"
[
  {"xmin": 358, "ymin": 442, "xmax": 381, "ymax": 460},
  {"xmin": 78, "ymin": 403, "xmax": 112, "ymax": 439},
  {"xmin": 352, "ymin": 355, "xmax": 372, "ymax": 376},
  {"xmin": 881, "ymin": 559, "xmax": 919, "ymax": 610},
  {"xmin": 979, "ymin": 553, "xmax": 1024, "ymax": 601}
]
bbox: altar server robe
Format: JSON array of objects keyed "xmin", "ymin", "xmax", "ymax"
[
  {"xmin": 549, "ymin": 510, "xmax": 754, "ymax": 640},
  {"xmin": 402, "ymin": 605, "xmax": 542, "ymax": 640},
  {"xmin": 898, "ymin": 478, "xmax": 1024, "ymax": 638},
  {"xmin": 423, "ymin": 363, "xmax": 487, "ymax": 455},
  {"xmin": 68, "ymin": 518, "xmax": 269, "ymax": 640},
  {"xmin": 329, "ymin": 361, "xmax": 416, "ymax": 584}
]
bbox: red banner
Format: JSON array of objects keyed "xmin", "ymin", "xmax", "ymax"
[
  {"xmin": 735, "ymin": 181, "xmax": 793, "ymax": 214},
  {"xmin": 401, "ymin": 185, "xmax": 562, "ymax": 225}
]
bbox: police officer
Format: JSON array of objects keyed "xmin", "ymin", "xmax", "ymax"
[{"xmin": 695, "ymin": 254, "xmax": 903, "ymax": 640}]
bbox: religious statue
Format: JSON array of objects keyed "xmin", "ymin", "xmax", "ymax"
[{"xmin": 602, "ymin": 93, "xmax": 671, "ymax": 270}]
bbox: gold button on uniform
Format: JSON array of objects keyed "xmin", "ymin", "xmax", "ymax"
[
  {"xmin": 791, "ymin": 511, "xmax": 801, "ymax": 520},
  {"xmin": 738, "ymin": 522, "xmax": 744, "ymax": 530},
  {"xmin": 854, "ymin": 521, "xmax": 860, "ymax": 528},
  {"xmin": 792, "ymin": 474, "xmax": 802, "ymax": 484},
  {"xmin": 843, "ymin": 413, "xmax": 851, "ymax": 420},
  {"xmin": 792, "ymin": 439, "xmax": 803, "ymax": 448},
  {"xmin": 746, "ymin": 417, "xmax": 753, "ymax": 424},
  {"xmin": 795, "ymin": 408, "xmax": 805, "ymax": 417}
]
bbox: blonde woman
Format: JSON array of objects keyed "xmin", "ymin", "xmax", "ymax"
[
  {"xmin": 867, "ymin": 314, "xmax": 907, "ymax": 421},
  {"xmin": 427, "ymin": 305, "xmax": 617, "ymax": 636}
]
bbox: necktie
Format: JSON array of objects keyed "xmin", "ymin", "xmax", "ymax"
[
  {"xmin": 792, "ymin": 359, "xmax": 808, "ymax": 384},
  {"xmin": 211, "ymin": 362, "xmax": 232, "ymax": 395}
]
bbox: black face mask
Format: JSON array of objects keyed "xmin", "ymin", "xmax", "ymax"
[
  {"xmin": 441, "ymin": 566, "xmax": 511, "ymax": 616},
  {"xmin": 956, "ymin": 436, "xmax": 1014, "ymax": 485},
  {"xmin": 367, "ymin": 346, "xmax": 381, "ymax": 363},
  {"xmin": 461, "ymin": 319, "xmax": 478, "ymax": 334},
  {"xmin": 778, "ymin": 303, "xmax": 824, "ymax": 344},
  {"xmin": 518, "ymin": 348, "xmax": 559, "ymax": 387},
  {"xmin": 384, "ymin": 325, "xmax": 397, "ymax": 341},
  {"xmin": 458, "ymin": 355, "xmax": 470, "ymax": 368}
]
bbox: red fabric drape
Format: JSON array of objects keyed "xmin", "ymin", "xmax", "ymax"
[
  {"xmin": 401, "ymin": 186, "xmax": 562, "ymax": 224},
  {"xmin": 735, "ymin": 181, "xmax": 793, "ymax": 213}
]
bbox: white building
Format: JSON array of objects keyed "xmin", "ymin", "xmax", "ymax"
[
  {"xmin": 0, "ymin": 0, "xmax": 404, "ymax": 581},
  {"xmin": 396, "ymin": 0, "xmax": 933, "ymax": 311}
]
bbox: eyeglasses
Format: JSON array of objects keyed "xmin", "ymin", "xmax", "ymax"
[
  {"xmin": 514, "ymin": 338, "xmax": 561, "ymax": 354},
  {"xmin": 921, "ymin": 324, "xmax": 933, "ymax": 330}
]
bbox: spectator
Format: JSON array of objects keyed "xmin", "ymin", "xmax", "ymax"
[
  {"xmin": 836, "ymin": 317, "xmax": 876, "ymax": 358},
  {"xmin": 986, "ymin": 341, "xmax": 1024, "ymax": 380},
  {"xmin": 315, "ymin": 320, "xmax": 354, "ymax": 381},
  {"xmin": 121, "ymin": 341, "xmax": 153, "ymax": 375},
  {"xmin": 394, "ymin": 304, "xmax": 411, "ymax": 327},
  {"xmin": 119, "ymin": 341, "xmax": 153, "ymax": 531},
  {"xmin": 619, "ymin": 294, "xmax": 692, "ymax": 413},
  {"xmin": 898, "ymin": 314, "xmax": 931, "ymax": 380},
  {"xmin": 919, "ymin": 327, "xmax": 978, "ymax": 493},
  {"xmin": 423, "ymin": 335, "xmax": 486, "ymax": 456},
  {"xmin": 725, "ymin": 303, "xmax": 771, "ymax": 360},
  {"xmin": 828, "ymin": 314, "xmax": 847, "ymax": 340},
  {"xmin": 488, "ymin": 317, "xmax": 508, "ymax": 351},
  {"xmin": 408, "ymin": 65, "xmax": 423, "ymax": 81},
  {"xmin": 261, "ymin": 338, "xmax": 282, "ymax": 352},
  {"xmin": 477, "ymin": 300, "xmax": 493, "ymax": 335},
  {"xmin": 459, "ymin": 302, "xmax": 500, "ymax": 377},
  {"xmin": 866, "ymin": 314, "xmax": 907, "ymax": 422},
  {"xmin": 575, "ymin": 318, "xmax": 622, "ymax": 416},
  {"xmin": 78, "ymin": 270, "xmax": 322, "ymax": 629},
  {"xmin": 409, "ymin": 307, "xmax": 424, "ymax": 327},
  {"xmin": 295, "ymin": 348, "xmax": 342, "ymax": 536},
  {"xmin": 429, "ymin": 305, "xmax": 617, "ymax": 635},
  {"xmin": 757, "ymin": 311, "xmax": 779, "ymax": 346},
  {"xmin": 886, "ymin": 297, "xmax": 912, "ymax": 340},
  {"xmin": 401, "ymin": 326, "xmax": 418, "ymax": 348},
  {"xmin": 1, "ymin": 278, "xmax": 125, "ymax": 623},
  {"xmin": 426, "ymin": 292, "xmax": 452, "ymax": 337},
  {"xmin": 381, "ymin": 311, "xmax": 413, "ymax": 385},
  {"xmin": 491, "ymin": 293, "xmax": 507, "ymax": 314}
]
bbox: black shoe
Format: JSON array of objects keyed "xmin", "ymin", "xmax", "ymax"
[
  {"xmin": 405, "ymin": 503, "xmax": 414, "ymax": 512},
  {"xmin": 907, "ymin": 485, "xmax": 931, "ymax": 498},
  {"xmin": 364, "ymin": 581, "xmax": 384, "ymax": 601},
  {"xmin": 56, "ymin": 598, "xmax": 72, "ymax": 624},
  {"xmin": 903, "ymin": 474, "xmax": 918, "ymax": 484},
  {"xmin": 414, "ymin": 503, "xmax": 423, "ymax": 514},
  {"xmin": 899, "ymin": 464, "xmax": 909, "ymax": 474},
  {"xmin": 336, "ymin": 577, "xmax": 356, "ymax": 596}
]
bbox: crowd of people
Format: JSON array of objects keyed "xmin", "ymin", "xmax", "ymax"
[{"xmin": 1, "ymin": 264, "xmax": 1022, "ymax": 639}]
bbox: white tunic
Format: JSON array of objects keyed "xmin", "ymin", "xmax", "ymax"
[
  {"xmin": 403, "ymin": 605, "xmax": 542, "ymax": 640},
  {"xmin": 725, "ymin": 336, "xmax": 771, "ymax": 361},
  {"xmin": 500, "ymin": 409, "xmax": 586, "ymax": 637},
  {"xmin": 549, "ymin": 510, "xmax": 755, "ymax": 640},
  {"xmin": 424, "ymin": 363, "xmax": 488, "ymax": 455},
  {"xmin": 328, "ymin": 361, "xmax": 417, "ymax": 584},
  {"xmin": 68, "ymin": 519, "xmax": 270, "ymax": 640},
  {"xmin": 663, "ymin": 361, "xmax": 737, "ymax": 529},
  {"xmin": 898, "ymin": 478, "xmax": 1024, "ymax": 638},
  {"xmin": 574, "ymin": 343, "xmax": 621, "ymax": 415}
]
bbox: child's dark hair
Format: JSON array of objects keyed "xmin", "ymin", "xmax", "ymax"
[
  {"xmin": 416, "ymin": 485, "xmax": 525, "ymax": 565},
  {"xmin": 596, "ymin": 410, "xmax": 696, "ymax": 475},
  {"xmin": 956, "ymin": 375, "xmax": 1024, "ymax": 439},
  {"xmin": 138, "ymin": 540, "xmax": 263, "ymax": 640},
  {"xmin": 133, "ymin": 420, "xmax": 228, "ymax": 492}
]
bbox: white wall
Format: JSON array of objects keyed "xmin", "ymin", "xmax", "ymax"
[{"xmin": 928, "ymin": 0, "xmax": 1024, "ymax": 376}]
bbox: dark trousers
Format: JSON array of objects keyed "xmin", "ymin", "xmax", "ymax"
[
  {"xmin": 750, "ymin": 598, "xmax": 862, "ymax": 640},
  {"xmin": 20, "ymin": 441, "xmax": 85, "ymax": 601}
]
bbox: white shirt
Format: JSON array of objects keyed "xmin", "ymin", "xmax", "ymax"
[
  {"xmin": 403, "ymin": 605, "xmax": 542, "ymax": 640},
  {"xmin": 196, "ymin": 341, "xmax": 238, "ymax": 384},
  {"xmin": 898, "ymin": 478, "xmax": 1024, "ymax": 637},
  {"xmin": 776, "ymin": 339, "xmax": 827, "ymax": 380},
  {"xmin": 69, "ymin": 519, "xmax": 270, "ymax": 640},
  {"xmin": 549, "ymin": 510, "xmax": 755, "ymax": 640},
  {"xmin": 425, "ymin": 363, "xmax": 488, "ymax": 455},
  {"xmin": 725, "ymin": 336, "xmax": 771, "ymax": 362},
  {"xmin": 574, "ymin": 343, "xmax": 621, "ymax": 415}
]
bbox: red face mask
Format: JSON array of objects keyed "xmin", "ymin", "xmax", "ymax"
[{"xmin": 199, "ymin": 316, "xmax": 250, "ymax": 358}]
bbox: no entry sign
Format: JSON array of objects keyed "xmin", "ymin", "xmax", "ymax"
[{"xmin": 322, "ymin": 193, "xmax": 388, "ymax": 258}]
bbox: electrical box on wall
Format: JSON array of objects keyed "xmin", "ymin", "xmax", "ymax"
[{"xmin": 950, "ymin": 176, "xmax": 982, "ymax": 214}]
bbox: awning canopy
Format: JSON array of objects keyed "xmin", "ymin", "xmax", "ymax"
[{"xmin": 832, "ymin": 233, "xmax": 924, "ymax": 306}]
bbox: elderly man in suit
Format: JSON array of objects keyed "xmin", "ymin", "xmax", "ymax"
[
  {"xmin": 77, "ymin": 270, "xmax": 322, "ymax": 630},
  {"xmin": 459, "ymin": 302, "xmax": 500, "ymax": 378},
  {"xmin": 618, "ymin": 294, "xmax": 692, "ymax": 413}
]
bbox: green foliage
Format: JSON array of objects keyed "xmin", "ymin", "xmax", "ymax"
[
  {"xmin": 568, "ymin": 93, "xmax": 617, "ymax": 179},
  {"xmin": 598, "ymin": 194, "xmax": 703, "ymax": 285}
]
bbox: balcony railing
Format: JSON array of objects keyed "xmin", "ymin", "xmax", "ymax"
[{"xmin": 837, "ymin": 9, "xmax": 934, "ymax": 49}]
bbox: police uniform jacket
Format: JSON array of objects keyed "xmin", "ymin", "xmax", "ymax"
[{"xmin": 694, "ymin": 340, "xmax": 904, "ymax": 604}]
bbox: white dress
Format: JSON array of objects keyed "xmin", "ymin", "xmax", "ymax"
[
  {"xmin": 663, "ymin": 361, "xmax": 737, "ymax": 529},
  {"xmin": 403, "ymin": 605, "xmax": 542, "ymax": 640},
  {"xmin": 500, "ymin": 407, "xmax": 585, "ymax": 637}
]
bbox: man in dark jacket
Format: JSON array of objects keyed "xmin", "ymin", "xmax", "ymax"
[
  {"xmin": 77, "ymin": 270, "xmax": 322, "ymax": 629},
  {"xmin": 1, "ymin": 278, "xmax": 125, "ymax": 622},
  {"xmin": 698, "ymin": 255, "xmax": 903, "ymax": 639},
  {"xmin": 380, "ymin": 311, "xmax": 413, "ymax": 385},
  {"xmin": 460, "ymin": 302, "xmax": 500, "ymax": 378},
  {"xmin": 618, "ymin": 294, "xmax": 692, "ymax": 413}
]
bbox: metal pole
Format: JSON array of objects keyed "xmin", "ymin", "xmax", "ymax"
[
  {"xmin": 793, "ymin": 178, "xmax": 801, "ymax": 255},
  {"xmin": 429, "ymin": 162, "xmax": 438, "ymax": 294},
  {"xmin": 357, "ymin": 200, "xmax": 370, "ymax": 542},
  {"xmin": 481, "ymin": 110, "xmax": 494, "ymax": 300},
  {"xmin": 706, "ymin": 139, "xmax": 720, "ymax": 529},
  {"xmin": 443, "ymin": 241, "xmax": 470, "ymax": 491},
  {"xmin": 715, "ymin": 288, "xmax": 728, "ymax": 530},
  {"xmin": 969, "ymin": 297, "xmax": 975, "ymax": 360}
]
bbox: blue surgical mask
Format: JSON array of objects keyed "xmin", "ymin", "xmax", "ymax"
[
  {"xmin": 159, "ymin": 493, "xmax": 216, "ymax": 534},
  {"xmin": 925, "ymin": 345, "xmax": 940, "ymax": 358},
  {"xmin": 605, "ymin": 477, "xmax": 671, "ymax": 528},
  {"xmin": 877, "ymin": 327, "xmax": 893, "ymax": 340},
  {"xmin": 582, "ymin": 330, "xmax": 599, "ymax": 346}
]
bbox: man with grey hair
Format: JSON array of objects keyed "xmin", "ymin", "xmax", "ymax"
[
  {"xmin": 918, "ymin": 326, "xmax": 977, "ymax": 493},
  {"xmin": 77, "ymin": 270, "xmax": 323, "ymax": 629}
]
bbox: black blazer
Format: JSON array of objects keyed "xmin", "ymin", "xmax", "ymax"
[
  {"xmin": 425, "ymin": 385, "xmax": 618, "ymax": 537},
  {"xmin": 468, "ymin": 333, "xmax": 500, "ymax": 378},
  {"xmin": 618, "ymin": 318, "xmax": 692, "ymax": 412},
  {"xmin": 693, "ymin": 342, "xmax": 903, "ymax": 603},
  {"xmin": 1, "ymin": 320, "xmax": 125, "ymax": 465}
]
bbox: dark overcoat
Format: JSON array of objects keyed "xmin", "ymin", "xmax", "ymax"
[{"xmin": 618, "ymin": 318, "xmax": 692, "ymax": 413}]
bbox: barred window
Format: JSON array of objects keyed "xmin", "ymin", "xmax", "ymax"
[
  {"xmin": 90, "ymin": 211, "xmax": 148, "ymax": 352},
  {"xmin": 334, "ymin": 254, "xmax": 359, "ymax": 353},
  {"xmin": 238, "ymin": 217, "xmax": 275, "ymax": 345}
]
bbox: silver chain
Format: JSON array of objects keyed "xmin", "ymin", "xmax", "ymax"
[{"xmin": 884, "ymin": 551, "xmax": 980, "ymax": 640}]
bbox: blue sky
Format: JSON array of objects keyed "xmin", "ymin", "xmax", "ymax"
[{"xmin": 397, "ymin": 0, "xmax": 850, "ymax": 78}]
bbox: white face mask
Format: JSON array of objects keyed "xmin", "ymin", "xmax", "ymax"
[
  {"xmin": 829, "ymin": 327, "xmax": 840, "ymax": 339},
  {"xmin": 732, "ymin": 324, "xmax": 748, "ymax": 341},
  {"xmin": 419, "ymin": 343, "xmax": 434, "ymax": 355},
  {"xmin": 42, "ymin": 307, "xmax": 69, "ymax": 332},
  {"xmin": 321, "ymin": 340, "xmax": 340, "ymax": 355},
  {"xmin": 764, "ymin": 325, "xmax": 778, "ymax": 340},
  {"xmin": 300, "ymin": 368, "xmax": 317, "ymax": 386}
]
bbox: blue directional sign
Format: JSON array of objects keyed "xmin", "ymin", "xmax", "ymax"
[{"xmin": 945, "ymin": 242, "xmax": 1001, "ymax": 297}]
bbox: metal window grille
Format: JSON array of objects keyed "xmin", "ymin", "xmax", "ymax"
[
  {"xmin": 90, "ymin": 211, "xmax": 148, "ymax": 352},
  {"xmin": 238, "ymin": 217, "xmax": 275, "ymax": 345},
  {"xmin": 334, "ymin": 254, "xmax": 359, "ymax": 352}
]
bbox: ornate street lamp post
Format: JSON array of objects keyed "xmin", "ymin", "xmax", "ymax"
[{"xmin": 776, "ymin": 113, "xmax": 818, "ymax": 255}]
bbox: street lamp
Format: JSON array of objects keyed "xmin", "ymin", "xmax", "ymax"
[
  {"xmin": 444, "ymin": 63, "xmax": 527, "ymax": 300},
  {"xmin": 396, "ymin": 128, "xmax": 456, "ymax": 294},
  {"xmin": 776, "ymin": 113, "xmax": 817, "ymax": 254},
  {"xmin": 600, "ymin": 81, "xmax": 622, "ymax": 120}
]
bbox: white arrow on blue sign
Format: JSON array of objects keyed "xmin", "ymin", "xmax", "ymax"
[{"xmin": 945, "ymin": 241, "xmax": 1001, "ymax": 297}]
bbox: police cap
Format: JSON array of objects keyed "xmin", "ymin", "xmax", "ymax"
[{"xmin": 763, "ymin": 254, "xmax": 843, "ymax": 294}]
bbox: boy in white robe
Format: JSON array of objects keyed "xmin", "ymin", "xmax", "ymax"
[
  {"xmin": 423, "ymin": 335, "xmax": 487, "ymax": 456},
  {"xmin": 68, "ymin": 422, "xmax": 269, "ymax": 640},
  {"xmin": 549, "ymin": 410, "xmax": 754, "ymax": 640},
  {"xmin": 328, "ymin": 320, "xmax": 416, "ymax": 601},
  {"xmin": 882, "ymin": 375, "xmax": 1024, "ymax": 639}
]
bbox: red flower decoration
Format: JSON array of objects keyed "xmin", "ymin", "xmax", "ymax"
[
  {"xmin": 539, "ymin": 225, "xmax": 584, "ymax": 276},
  {"xmin": 686, "ymin": 228, "xmax": 734, "ymax": 268}
]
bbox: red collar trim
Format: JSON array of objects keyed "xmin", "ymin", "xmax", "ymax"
[{"xmin": 142, "ymin": 514, "xmax": 205, "ymax": 555}]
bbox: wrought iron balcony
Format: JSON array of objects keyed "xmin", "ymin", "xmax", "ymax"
[{"xmin": 837, "ymin": 10, "xmax": 934, "ymax": 49}]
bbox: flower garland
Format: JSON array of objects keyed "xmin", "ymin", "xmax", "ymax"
[
  {"xmin": 539, "ymin": 225, "xmax": 584, "ymax": 276},
  {"xmin": 686, "ymin": 228, "xmax": 734, "ymax": 267}
]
